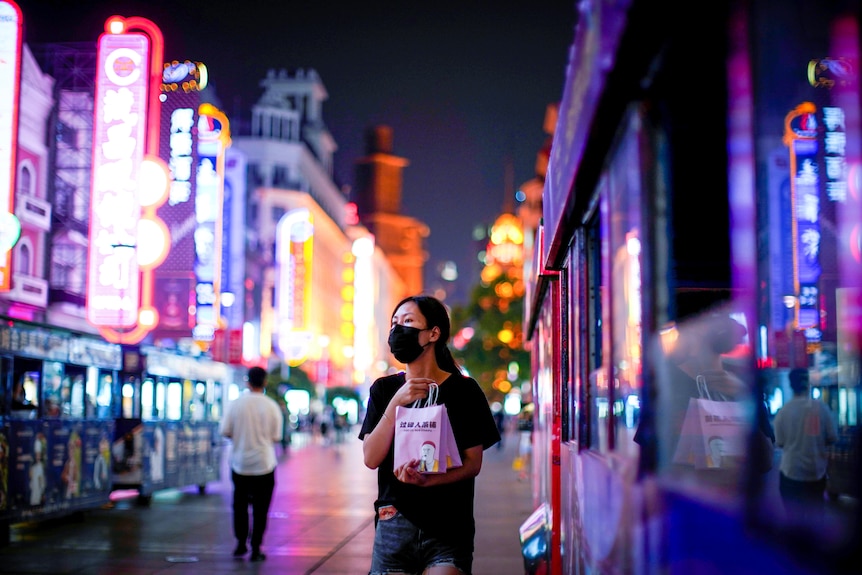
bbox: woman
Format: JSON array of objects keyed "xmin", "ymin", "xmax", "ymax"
[{"xmin": 359, "ymin": 295, "xmax": 500, "ymax": 575}]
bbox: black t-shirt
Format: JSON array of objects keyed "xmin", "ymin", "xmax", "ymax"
[{"xmin": 358, "ymin": 371, "xmax": 501, "ymax": 544}]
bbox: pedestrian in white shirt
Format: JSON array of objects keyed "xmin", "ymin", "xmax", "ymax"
[
  {"xmin": 221, "ymin": 366, "xmax": 283, "ymax": 562},
  {"xmin": 774, "ymin": 368, "xmax": 838, "ymax": 523}
]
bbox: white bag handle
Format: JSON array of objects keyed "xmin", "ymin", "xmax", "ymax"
[
  {"xmin": 695, "ymin": 375, "xmax": 713, "ymax": 401},
  {"xmin": 411, "ymin": 382, "xmax": 439, "ymax": 408}
]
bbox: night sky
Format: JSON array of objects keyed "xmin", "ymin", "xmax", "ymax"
[{"xmin": 16, "ymin": 0, "xmax": 577, "ymax": 305}]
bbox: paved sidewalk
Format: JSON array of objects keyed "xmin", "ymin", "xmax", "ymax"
[{"xmin": 0, "ymin": 427, "xmax": 532, "ymax": 574}]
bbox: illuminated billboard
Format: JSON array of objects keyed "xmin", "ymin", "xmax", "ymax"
[
  {"xmin": 151, "ymin": 62, "xmax": 205, "ymax": 341},
  {"xmin": 0, "ymin": 0, "xmax": 23, "ymax": 291},
  {"xmin": 87, "ymin": 15, "xmax": 167, "ymax": 344},
  {"xmin": 193, "ymin": 103, "xmax": 230, "ymax": 345},
  {"xmin": 86, "ymin": 30, "xmax": 150, "ymax": 327},
  {"xmin": 352, "ymin": 236, "xmax": 375, "ymax": 379},
  {"xmin": 275, "ymin": 208, "xmax": 314, "ymax": 365},
  {"xmin": 784, "ymin": 103, "xmax": 823, "ymax": 341}
]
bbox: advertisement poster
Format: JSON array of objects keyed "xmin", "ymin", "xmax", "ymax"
[
  {"xmin": 82, "ymin": 423, "xmax": 113, "ymax": 494},
  {"xmin": 0, "ymin": 430, "xmax": 8, "ymax": 513},
  {"xmin": 162, "ymin": 422, "xmax": 180, "ymax": 489},
  {"xmin": 49, "ymin": 422, "xmax": 81, "ymax": 501},
  {"xmin": 7, "ymin": 420, "xmax": 113, "ymax": 521},
  {"xmin": 8, "ymin": 421, "xmax": 49, "ymax": 511},
  {"xmin": 141, "ymin": 423, "xmax": 166, "ymax": 495},
  {"xmin": 152, "ymin": 273, "xmax": 196, "ymax": 340}
]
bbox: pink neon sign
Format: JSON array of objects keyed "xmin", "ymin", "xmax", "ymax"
[
  {"xmin": 87, "ymin": 32, "xmax": 149, "ymax": 327},
  {"xmin": 0, "ymin": 0, "xmax": 22, "ymax": 292}
]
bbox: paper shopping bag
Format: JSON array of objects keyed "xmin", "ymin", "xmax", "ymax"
[
  {"xmin": 673, "ymin": 397, "xmax": 746, "ymax": 469},
  {"xmin": 393, "ymin": 383, "xmax": 461, "ymax": 474},
  {"xmin": 394, "ymin": 403, "xmax": 446, "ymax": 473}
]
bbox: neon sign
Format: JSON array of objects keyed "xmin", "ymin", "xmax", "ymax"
[
  {"xmin": 0, "ymin": 0, "xmax": 22, "ymax": 291},
  {"xmin": 275, "ymin": 208, "xmax": 314, "ymax": 365},
  {"xmin": 161, "ymin": 60, "xmax": 208, "ymax": 93},
  {"xmin": 352, "ymin": 236, "xmax": 375, "ymax": 380},
  {"xmin": 193, "ymin": 103, "xmax": 230, "ymax": 344},
  {"xmin": 152, "ymin": 69, "xmax": 201, "ymax": 341},
  {"xmin": 87, "ymin": 31, "xmax": 149, "ymax": 327},
  {"xmin": 784, "ymin": 102, "xmax": 822, "ymax": 341},
  {"xmin": 823, "ymin": 106, "xmax": 848, "ymax": 202},
  {"xmin": 87, "ymin": 15, "xmax": 168, "ymax": 344}
]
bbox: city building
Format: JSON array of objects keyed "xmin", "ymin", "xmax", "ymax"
[
  {"xmin": 0, "ymin": 43, "xmax": 54, "ymax": 322},
  {"xmin": 351, "ymin": 125, "xmax": 428, "ymax": 297},
  {"xmin": 4, "ymin": 24, "xmax": 422, "ymax": 404},
  {"xmin": 232, "ymin": 69, "xmax": 409, "ymax": 392}
]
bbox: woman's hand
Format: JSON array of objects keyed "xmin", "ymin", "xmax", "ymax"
[
  {"xmin": 363, "ymin": 377, "xmax": 437, "ymax": 471},
  {"xmin": 391, "ymin": 377, "xmax": 436, "ymax": 408},
  {"xmin": 394, "ymin": 459, "xmax": 428, "ymax": 486},
  {"xmin": 393, "ymin": 446, "xmax": 485, "ymax": 487}
]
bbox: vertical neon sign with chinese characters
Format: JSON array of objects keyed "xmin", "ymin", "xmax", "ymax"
[
  {"xmin": 193, "ymin": 103, "xmax": 230, "ymax": 345},
  {"xmin": 87, "ymin": 16, "xmax": 167, "ymax": 343},
  {"xmin": 784, "ymin": 102, "xmax": 822, "ymax": 341},
  {"xmin": 152, "ymin": 62, "xmax": 208, "ymax": 341},
  {"xmin": 0, "ymin": 0, "xmax": 23, "ymax": 291},
  {"xmin": 87, "ymin": 31, "xmax": 148, "ymax": 327}
]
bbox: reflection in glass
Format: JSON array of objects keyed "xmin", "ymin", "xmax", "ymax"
[
  {"xmin": 155, "ymin": 380, "xmax": 166, "ymax": 419},
  {"xmin": 69, "ymin": 374, "xmax": 84, "ymax": 418},
  {"xmin": 141, "ymin": 378, "xmax": 154, "ymax": 419},
  {"xmin": 166, "ymin": 380, "xmax": 182, "ymax": 420}
]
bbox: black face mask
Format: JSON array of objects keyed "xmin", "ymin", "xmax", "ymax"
[{"xmin": 388, "ymin": 324, "xmax": 430, "ymax": 364}]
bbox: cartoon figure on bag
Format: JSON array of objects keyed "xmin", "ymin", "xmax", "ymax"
[
  {"xmin": 657, "ymin": 311, "xmax": 773, "ymax": 469},
  {"xmin": 418, "ymin": 441, "xmax": 439, "ymax": 472},
  {"xmin": 707, "ymin": 436, "xmax": 726, "ymax": 468}
]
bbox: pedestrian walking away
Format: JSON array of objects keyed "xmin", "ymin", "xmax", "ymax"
[
  {"xmin": 359, "ymin": 295, "xmax": 501, "ymax": 575},
  {"xmin": 774, "ymin": 367, "xmax": 838, "ymax": 525},
  {"xmin": 220, "ymin": 365, "xmax": 284, "ymax": 562}
]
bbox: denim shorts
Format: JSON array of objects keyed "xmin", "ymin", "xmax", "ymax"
[{"xmin": 369, "ymin": 505, "xmax": 472, "ymax": 575}]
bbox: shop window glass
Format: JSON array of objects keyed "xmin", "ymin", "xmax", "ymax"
[
  {"xmin": 606, "ymin": 111, "xmax": 645, "ymax": 456},
  {"xmin": 95, "ymin": 369, "xmax": 113, "ymax": 419},
  {"xmin": 141, "ymin": 378, "xmax": 155, "ymax": 419},
  {"xmin": 155, "ymin": 379, "xmax": 166, "ymax": 419},
  {"xmin": 85, "ymin": 368, "xmax": 97, "ymax": 418},
  {"xmin": 207, "ymin": 380, "xmax": 223, "ymax": 420},
  {"xmin": 745, "ymin": 1, "xmax": 859, "ymax": 554},
  {"xmin": 166, "ymin": 380, "xmax": 182, "ymax": 420},
  {"xmin": 586, "ymin": 204, "xmax": 607, "ymax": 452},
  {"xmin": 69, "ymin": 373, "xmax": 85, "ymax": 418},
  {"xmin": 189, "ymin": 380, "xmax": 206, "ymax": 421},
  {"xmin": 12, "ymin": 371, "xmax": 39, "ymax": 418},
  {"xmin": 121, "ymin": 377, "xmax": 136, "ymax": 419},
  {"xmin": 42, "ymin": 362, "xmax": 65, "ymax": 418}
]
